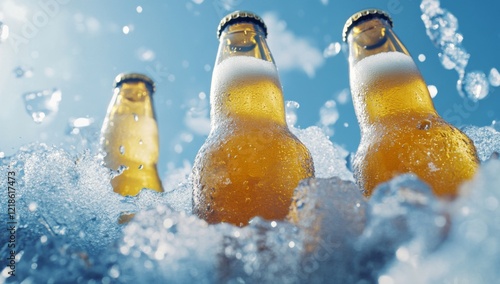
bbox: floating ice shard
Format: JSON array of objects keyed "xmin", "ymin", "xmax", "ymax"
[{"xmin": 23, "ymin": 88, "xmax": 62, "ymax": 123}]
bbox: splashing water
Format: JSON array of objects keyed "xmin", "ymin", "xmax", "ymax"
[
  {"xmin": 420, "ymin": 0, "xmax": 494, "ymax": 101},
  {"xmin": 22, "ymin": 89, "xmax": 62, "ymax": 123}
]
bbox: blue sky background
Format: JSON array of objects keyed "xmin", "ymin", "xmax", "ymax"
[{"xmin": 0, "ymin": 0, "xmax": 499, "ymax": 176}]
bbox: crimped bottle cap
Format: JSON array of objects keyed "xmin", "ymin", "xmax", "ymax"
[
  {"xmin": 114, "ymin": 73, "xmax": 156, "ymax": 93},
  {"xmin": 217, "ymin": 10, "xmax": 267, "ymax": 39},
  {"xmin": 342, "ymin": 9, "xmax": 393, "ymax": 42}
]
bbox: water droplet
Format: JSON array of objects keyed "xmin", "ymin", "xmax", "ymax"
[
  {"xmin": 23, "ymin": 89, "xmax": 62, "ymax": 123},
  {"xmin": 119, "ymin": 145, "xmax": 125, "ymax": 155},
  {"xmin": 133, "ymin": 113, "xmax": 139, "ymax": 121},
  {"xmin": 13, "ymin": 66, "xmax": 33, "ymax": 78},
  {"xmin": 323, "ymin": 42, "xmax": 341, "ymax": 58},
  {"xmin": 137, "ymin": 48, "xmax": 155, "ymax": 62},
  {"xmin": 0, "ymin": 22, "xmax": 9, "ymax": 42},
  {"xmin": 122, "ymin": 25, "xmax": 130, "ymax": 34},
  {"xmin": 427, "ymin": 85, "xmax": 438, "ymax": 98},
  {"xmin": 418, "ymin": 54, "xmax": 426, "ymax": 62},
  {"xmin": 417, "ymin": 119, "xmax": 432, "ymax": 130},
  {"xmin": 0, "ymin": 152, "xmax": 5, "ymax": 158},
  {"xmin": 139, "ymin": 139, "xmax": 143, "ymax": 145},
  {"xmin": 136, "ymin": 6, "xmax": 143, "ymax": 13},
  {"xmin": 488, "ymin": 68, "xmax": 500, "ymax": 87},
  {"xmin": 138, "ymin": 165, "xmax": 143, "ymax": 170}
]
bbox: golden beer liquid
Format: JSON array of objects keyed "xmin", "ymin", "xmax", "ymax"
[
  {"xmin": 192, "ymin": 34, "xmax": 314, "ymax": 226},
  {"xmin": 348, "ymin": 33, "xmax": 479, "ymax": 197},
  {"xmin": 101, "ymin": 80, "xmax": 163, "ymax": 196}
]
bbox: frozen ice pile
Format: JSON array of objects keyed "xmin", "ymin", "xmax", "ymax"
[{"xmin": 1, "ymin": 124, "xmax": 499, "ymax": 283}]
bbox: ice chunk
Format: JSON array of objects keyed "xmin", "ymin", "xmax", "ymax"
[
  {"xmin": 386, "ymin": 160, "xmax": 500, "ymax": 283},
  {"xmin": 459, "ymin": 71, "xmax": 489, "ymax": 101},
  {"xmin": 291, "ymin": 126, "xmax": 354, "ymax": 181},
  {"xmin": 488, "ymin": 68, "xmax": 500, "ymax": 87},
  {"xmin": 421, "ymin": 1, "xmax": 491, "ymax": 100},
  {"xmin": 462, "ymin": 125, "xmax": 500, "ymax": 162},
  {"xmin": 356, "ymin": 174, "xmax": 447, "ymax": 282},
  {"xmin": 117, "ymin": 205, "xmax": 228, "ymax": 283},
  {"xmin": 219, "ymin": 218, "xmax": 301, "ymax": 283},
  {"xmin": 288, "ymin": 177, "xmax": 367, "ymax": 283},
  {"xmin": 23, "ymin": 88, "xmax": 62, "ymax": 123}
]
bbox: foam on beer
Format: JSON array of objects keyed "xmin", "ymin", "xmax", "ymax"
[
  {"xmin": 351, "ymin": 51, "xmax": 419, "ymax": 87},
  {"xmin": 211, "ymin": 56, "xmax": 281, "ymax": 95}
]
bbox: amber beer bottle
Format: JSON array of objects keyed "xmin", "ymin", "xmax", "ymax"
[
  {"xmin": 192, "ymin": 11, "xmax": 314, "ymax": 226},
  {"xmin": 100, "ymin": 73, "xmax": 164, "ymax": 196},
  {"xmin": 343, "ymin": 9, "xmax": 479, "ymax": 197}
]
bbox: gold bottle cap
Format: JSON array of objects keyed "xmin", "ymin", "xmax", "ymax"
[
  {"xmin": 342, "ymin": 9, "xmax": 393, "ymax": 42},
  {"xmin": 114, "ymin": 73, "xmax": 156, "ymax": 93},
  {"xmin": 217, "ymin": 10, "xmax": 267, "ymax": 39}
]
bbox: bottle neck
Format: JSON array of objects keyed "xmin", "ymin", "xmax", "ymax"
[
  {"xmin": 347, "ymin": 18, "xmax": 437, "ymax": 127},
  {"xmin": 210, "ymin": 23, "xmax": 286, "ymax": 127},
  {"xmin": 106, "ymin": 81, "xmax": 156, "ymax": 119}
]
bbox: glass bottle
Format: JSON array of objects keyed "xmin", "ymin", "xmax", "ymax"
[
  {"xmin": 101, "ymin": 73, "xmax": 163, "ymax": 196},
  {"xmin": 192, "ymin": 11, "xmax": 314, "ymax": 226},
  {"xmin": 343, "ymin": 9, "xmax": 479, "ymax": 197}
]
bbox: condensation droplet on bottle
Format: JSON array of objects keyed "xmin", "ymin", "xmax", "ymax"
[
  {"xmin": 133, "ymin": 113, "xmax": 139, "ymax": 121},
  {"xmin": 119, "ymin": 145, "xmax": 125, "ymax": 155},
  {"xmin": 138, "ymin": 164, "xmax": 143, "ymax": 170},
  {"xmin": 417, "ymin": 119, "xmax": 432, "ymax": 131},
  {"xmin": 139, "ymin": 139, "xmax": 143, "ymax": 145}
]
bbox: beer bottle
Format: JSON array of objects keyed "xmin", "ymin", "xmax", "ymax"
[
  {"xmin": 100, "ymin": 73, "xmax": 164, "ymax": 196},
  {"xmin": 343, "ymin": 9, "xmax": 479, "ymax": 197},
  {"xmin": 192, "ymin": 11, "xmax": 314, "ymax": 226}
]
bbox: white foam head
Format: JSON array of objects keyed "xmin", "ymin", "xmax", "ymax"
[
  {"xmin": 211, "ymin": 56, "xmax": 281, "ymax": 97},
  {"xmin": 351, "ymin": 51, "xmax": 419, "ymax": 87}
]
